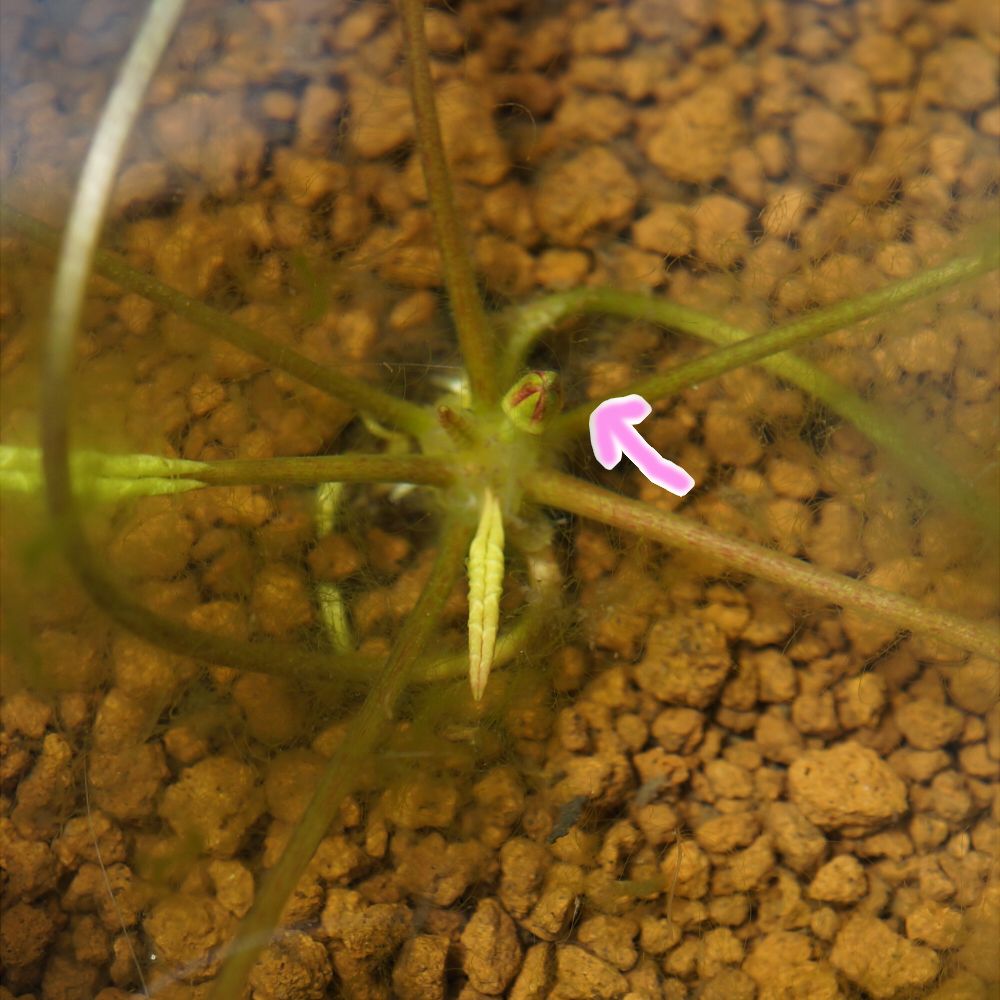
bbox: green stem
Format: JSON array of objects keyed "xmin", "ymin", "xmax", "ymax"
[
  {"xmin": 534, "ymin": 249, "xmax": 998, "ymax": 533},
  {"xmin": 528, "ymin": 470, "xmax": 999, "ymax": 660},
  {"xmin": 2, "ymin": 445, "xmax": 453, "ymax": 496},
  {"xmin": 552, "ymin": 245, "xmax": 996, "ymax": 436},
  {"xmin": 2, "ymin": 203, "xmax": 432, "ymax": 437},
  {"xmin": 209, "ymin": 514, "xmax": 471, "ymax": 999},
  {"xmin": 501, "ymin": 287, "xmax": 734, "ymax": 384},
  {"xmin": 398, "ymin": 0, "xmax": 498, "ymax": 405},
  {"xmin": 509, "ymin": 245, "xmax": 997, "ymax": 384},
  {"xmin": 191, "ymin": 453, "xmax": 453, "ymax": 488}
]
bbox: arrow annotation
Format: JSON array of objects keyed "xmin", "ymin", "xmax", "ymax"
[{"xmin": 589, "ymin": 394, "xmax": 695, "ymax": 497}]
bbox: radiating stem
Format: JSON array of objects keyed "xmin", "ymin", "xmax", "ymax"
[
  {"xmin": 530, "ymin": 249, "xmax": 998, "ymax": 533},
  {"xmin": 3, "ymin": 203, "xmax": 432, "ymax": 437},
  {"xmin": 208, "ymin": 515, "xmax": 471, "ymax": 999},
  {"xmin": 2, "ymin": 445, "xmax": 453, "ymax": 495},
  {"xmin": 552, "ymin": 244, "xmax": 997, "ymax": 437},
  {"xmin": 547, "ymin": 303, "xmax": 996, "ymax": 536},
  {"xmin": 501, "ymin": 287, "xmax": 733, "ymax": 385},
  {"xmin": 507, "ymin": 245, "xmax": 997, "ymax": 384},
  {"xmin": 191, "ymin": 453, "xmax": 453, "ymax": 488},
  {"xmin": 398, "ymin": 0, "xmax": 498, "ymax": 405},
  {"xmin": 528, "ymin": 470, "xmax": 999, "ymax": 660}
]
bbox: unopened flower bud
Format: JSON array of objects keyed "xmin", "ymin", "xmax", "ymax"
[{"xmin": 501, "ymin": 370, "xmax": 562, "ymax": 434}]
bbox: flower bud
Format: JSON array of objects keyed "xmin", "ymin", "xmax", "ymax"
[{"xmin": 501, "ymin": 370, "xmax": 562, "ymax": 434}]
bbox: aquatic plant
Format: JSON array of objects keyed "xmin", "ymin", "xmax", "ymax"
[{"xmin": 1, "ymin": 0, "xmax": 997, "ymax": 995}]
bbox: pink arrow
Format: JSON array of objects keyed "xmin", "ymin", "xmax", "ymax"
[{"xmin": 590, "ymin": 394, "xmax": 695, "ymax": 497}]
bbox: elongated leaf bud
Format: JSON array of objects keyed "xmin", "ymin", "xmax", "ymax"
[{"xmin": 467, "ymin": 488, "xmax": 505, "ymax": 701}]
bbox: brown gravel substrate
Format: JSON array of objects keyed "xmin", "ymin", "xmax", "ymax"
[{"xmin": 1, "ymin": 0, "xmax": 998, "ymax": 998}]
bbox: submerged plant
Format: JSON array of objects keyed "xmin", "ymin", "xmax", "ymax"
[{"xmin": 1, "ymin": 0, "xmax": 998, "ymax": 995}]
